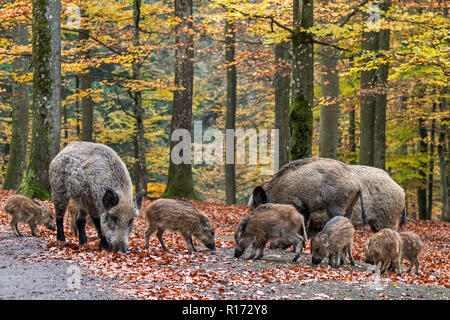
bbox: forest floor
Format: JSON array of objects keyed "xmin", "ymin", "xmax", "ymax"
[{"xmin": 0, "ymin": 190, "xmax": 449, "ymax": 300}]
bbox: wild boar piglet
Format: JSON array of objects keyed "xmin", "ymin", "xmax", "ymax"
[
  {"xmin": 399, "ymin": 231, "xmax": 423, "ymax": 274},
  {"xmin": 311, "ymin": 216, "xmax": 355, "ymax": 268},
  {"xmin": 365, "ymin": 228, "xmax": 403, "ymax": 275},
  {"xmin": 234, "ymin": 203, "xmax": 305, "ymax": 262},
  {"xmin": 5, "ymin": 194, "xmax": 55, "ymax": 237},
  {"xmin": 144, "ymin": 199, "xmax": 215, "ymax": 252}
]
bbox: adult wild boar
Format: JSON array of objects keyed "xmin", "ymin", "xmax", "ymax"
[
  {"xmin": 311, "ymin": 216, "xmax": 355, "ymax": 267},
  {"xmin": 5, "ymin": 194, "xmax": 55, "ymax": 237},
  {"xmin": 349, "ymin": 165, "xmax": 406, "ymax": 232},
  {"xmin": 365, "ymin": 228, "xmax": 403, "ymax": 275},
  {"xmin": 49, "ymin": 141, "xmax": 145, "ymax": 254},
  {"xmin": 144, "ymin": 199, "xmax": 215, "ymax": 252},
  {"xmin": 234, "ymin": 203, "xmax": 305, "ymax": 261},
  {"xmin": 248, "ymin": 158, "xmax": 367, "ymax": 226}
]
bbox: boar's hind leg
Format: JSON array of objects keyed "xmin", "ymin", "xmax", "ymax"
[
  {"xmin": 347, "ymin": 246, "xmax": 355, "ymax": 266},
  {"xmin": 75, "ymin": 209, "xmax": 88, "ymax": 245}
]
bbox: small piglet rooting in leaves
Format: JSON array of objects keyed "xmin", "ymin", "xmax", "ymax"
[
  {"xmin": 144, "ymin": 199, "xmax": 216, "ymax": 253},
  {"xmin": 365, "ymin": 228, "xmax": 403, "ymax": 275},
  {"xmin": 5, "ymin": 194, "xmax": 55, "ymax": 237},
  {"xmin": 234, "ymin": 203, "xmax": 305, "ymax": 262}
]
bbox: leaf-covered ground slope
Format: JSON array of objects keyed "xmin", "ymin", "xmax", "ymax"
[{"xmin": 0, "ymin": 190, "xmax": 448, "ymax": 299}]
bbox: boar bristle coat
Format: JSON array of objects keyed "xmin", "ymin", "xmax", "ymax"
[
  {"xmin": 144, "ymin": 199, "xmax": 215, "ymax": 252},
  {"xmin": 365, "ymin": 228, "xmax": 403, "ymax": 275},
  {"xmin": 234, "ymin": 203, "xmax": 305, "ymax": 261},
  {"xmin": 349, "ymin": 165, "xmax": 406, "ymax": 232},
  {"xmin": 4, "ymin": 194, "xmax": 55, "ymax": 237},
  {"xmin": 399, "ymin": 232, "xmax": 423, "ymax": 274},
  {"xmin": 49, "ymin": 141, "xmax": 145, "ymax": 254},
  {"xmin": 248, "ymin": 157, "xmax": 368, "ymax": 227},
  {"xmin": 311, "ymin": 216, "xmax": 355, "ymax": 267}
]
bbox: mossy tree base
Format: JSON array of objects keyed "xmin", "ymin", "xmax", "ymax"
[{"xmin": 289, "ymin": 93, "xmax": 313, "ymax": 160}]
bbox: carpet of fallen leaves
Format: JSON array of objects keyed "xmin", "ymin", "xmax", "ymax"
[{"xmin": 0, "ymin": 189, "xmax": 448, "ymax": 299}]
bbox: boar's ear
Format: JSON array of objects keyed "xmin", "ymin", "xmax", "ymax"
[
  {"xmin": 200, "ymin": 217, "xmax": 211, "ymax": 231},
  {"xmin": 103, "ymin": 188, "xmax": 119, "ymax": 210},
  {"xmin": 134, "ymin": 189, "xmax": 145, "ymax": 210},
  {"xmin": 252, "ymin": 186, "xmax": 267, "ymax": 207},
  {"xmin": 320, "ymin": 234, "xmax": 329, "ymax": 247}
]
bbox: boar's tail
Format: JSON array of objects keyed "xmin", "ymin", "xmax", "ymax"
[
  {"xmin": 359, "ymin": 191, "xmax": 368, "ymax": 226},
  {"xmin": 399, "ymin": 206, "xmax": 407, "ymax": 229}
]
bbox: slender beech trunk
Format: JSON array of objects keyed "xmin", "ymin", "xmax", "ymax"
[
  {"xmin": 359, "ymin": 24, "xmax": 379, "ymax": 166},
  {"xmin": 3, "ymin": 25, "xmax": 30, "ymax": 190},
  {"xmin": 438, "ymin": 97, "xmax": 448, "ymax": 218},
  {"xmin": 373, "ymin": 0, "xmax": 391, "ymax": 170},
  {"xmin": 79, "ymin": 28, "xmax": 93, "ymax": 142},
  {"xmin": 225, "ymin": 18, "xmax": 236, "ymax": 204},
  {"xmin": 163, "ymin": 0, "xmax": 197, "ymax": 199},
  {"xmin": 290, "ymin": 0, "xmax": 314, "ymax": 160},
  {"xmin": 131, "ymin": 0, "xmax": 147, "ymax": 194},
  {"xmin": 427, "ymin": 103, "xmax": 437, "ymax": 219},
  {"xmin": 274, "ymin": 42, "xmax": 291, "ymax": 168},
  {"xmin": 319, "ymin": 46, "xmax": 339, "ymax": 159},
  {"xmin": 417, "ymin": 117, "xmax": 428, "ymax": 220},
  {"xmin": 19, "ymin": 0, "xmax": 61, "ymax": 200}
]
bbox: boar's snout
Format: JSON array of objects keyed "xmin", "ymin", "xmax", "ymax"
[
  {"xmin": 111, "ymin": 241, "xmax": 128, "ymax": 254},
  {"xmin": 234, "ymin": 248, "xmax": 244, "ymax": 258},
  {"xmin": 312, "ymin": 256, "xmax": 322, "ymax": 265},
  {"xmin": 206, "ymin": 242, "xmax": 216, "ymax": 251},
  {"xmin": 45, "ymin": 221, "xmax": 56, "ymax": 231}
]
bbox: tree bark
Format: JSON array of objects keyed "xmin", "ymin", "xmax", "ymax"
[
  {"xmin": 427, "ymin": 103, "xmax": 437, "ymax": 219},
  {"xmin": 78, "ymin": 28, "xmax": 93, "ymax": 142},
  {"xmin": 274, "ymin": 42, "xmax": 291, "ymax": 168},
  {"xmin": 131, "ymin": 0, "xmax": 147, "ymax": 194},
  {"xmin": 19, "ymin": 0, "xmax": 61, "ymax": 200},
  {"xmin": 163, "ymin": 0, "xmax": 198, "ymax": 199},
  {"xmin": 290, "ymin": 0, "xmax": 314, "ymax": 160},
  {"xmin": 417, "ymin": 117, "xmax": 428, "ymax": 220},
  {"xmin": 373, "ymin": 1, "xmax": 391, "ymax": 170},
  {"xmin": 3, "ymin": 25, "xmax": 30, "ymax": 190},
  {"xmin": 225, "ymin": 18, "xmax": 236, "ymax": 205},
  {"xmin": 359, "ymin": 26, "xmax": 379, "ymax": 166},
  {"xmin": 319, "ymin": 46, "xmax": 339, "ymax": 159}
]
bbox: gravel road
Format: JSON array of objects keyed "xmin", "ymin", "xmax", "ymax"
[{"xmin": 1, "ymin": 232, "xmax": 448, "ymax": 300}]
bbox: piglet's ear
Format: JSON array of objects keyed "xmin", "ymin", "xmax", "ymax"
[
  {"xmin": 103, "ymin": 188, "xmax": 119, "ymax": 210},
  {"xmin": 320, "ymin": 234, "xmax": 329, "ymax": 247},
  {"xmin": 200, "ymin": 217, "xmax": 211, "ymax": 231}
]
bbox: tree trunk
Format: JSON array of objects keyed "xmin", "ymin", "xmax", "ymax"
[
  {"xmin": 131, "ymin": 0, "xmax": 147, "ymax": 194},
  {"xmin": 373, "ymin": 1, "xmax": 391, "ymax": 170},
  {"xmin": 274, "ymin": 42, "xmax": 291, "ymax": 168},
  {"xmin": 417, "ymin": 117, "xmax": 428, "ymax": 220},
  {"xmin": 163, "ymin": 0, "xmax": 198, "ymax": 199},
  {"xmin": 225, "ymin": 18, "xmax": 236, "ymax": 204},
  {"xmin": 319, "ymin": 46, "xmax": 339, "ymax": 159},
  {"xmin": 359, "ymin": 25, "xmax": 379, "ymax": 166},
  {"xmin": 438, "ymin": 97, "xmax": 448, "ymax": 218},
  {"xmin": 3, "ymin": 25, "xmax": 30, "ymax": 190},
  {"xmin": 19, "ymin": 0, "xmax": 61, "ymax": 200},
  {"xmin": 290, "ymin": 0, "xmax": 314, "ymax": 160},
  {"xmin": 427, "ymin": 103, "xmax": 437, "ymax": 219}
]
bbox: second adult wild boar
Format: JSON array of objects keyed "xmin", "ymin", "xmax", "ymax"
[
  {"xmin": 234, "ymin": 204, "xmax": 305, "ymax": 261},
  {"xmin": 49, "ymin": 141, "xmax": 145, "ymax": 254},
  {"xmin": 248, "ymin": 158, "xmax": 367, "ymax": 226},
  {"xmin": 311, "ymin": 216, "xmax": 355, "ymax": 267},
  {"xmin": 144, "ymin": 199, "xmax": 215, "ymax": 252},
  {"xmin": 349, "ymin": 165, "xmax": 406, "ymax": 232}
]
